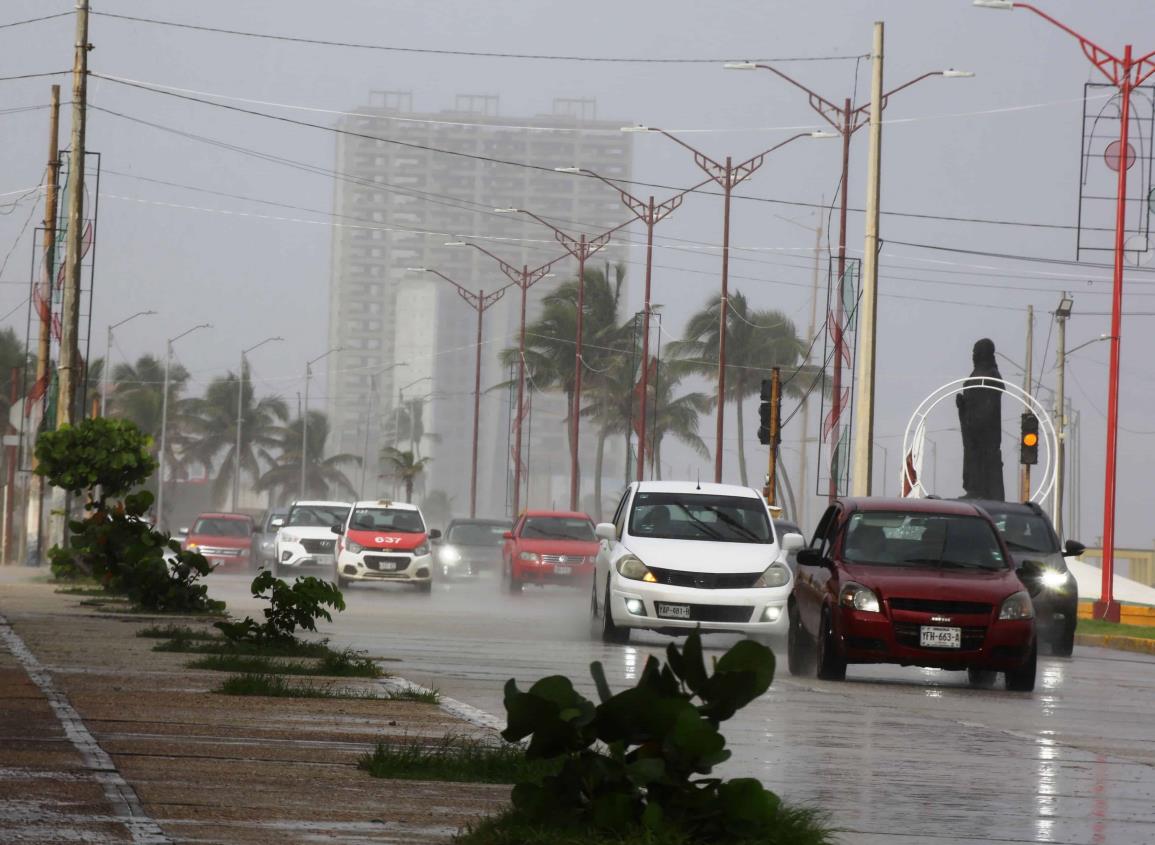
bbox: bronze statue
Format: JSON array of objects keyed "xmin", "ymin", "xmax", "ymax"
[{"xmin": 956, "ymin": 338, "xmax": 1005, "ymax": 501}]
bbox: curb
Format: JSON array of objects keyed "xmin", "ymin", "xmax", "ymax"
[{"xmin": 1075, "ymin": 633, "xmax": 1155, "ymax": 656}]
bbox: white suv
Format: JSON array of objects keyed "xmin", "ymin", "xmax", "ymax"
[
  {"xmin": 592, "ymin": 481, "xmax": 803, "ymax": 644},
  {"xmin": 274, "ymin": 501, "xmax": 351, "ymax": 578},
  {"xmin": 333, "ymin": 500, "xmax": 440, "ymax": 592}
]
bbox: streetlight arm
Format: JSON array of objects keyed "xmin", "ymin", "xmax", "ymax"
[
  {"xmin": 732, "ymin": 132, "xmax": 816, "ymax": 186},
  {"xmin": 645, "ymin": 127, "xmax": 726, "ymax": 177},
  {"xmin": 168, "ymin": 323, "xmax": 211, "ymax": 346},
  {"xmin": 750, "ymin": 63, "xmax": 845, "ymax": 129},
  {"xmin": 455, "ymin": 241, "xmax": 523, "ymax": 284},
  {"xmin": 244, "ymin": 335, "xmax": 284, "ymax": 356},
  {"xmin": 112, "ymin": 309, "xmax": 157, "ymax": 331},
  {"xmin": 1007, "ymin": 3, "xmax": 1121, "ymax": 83}
]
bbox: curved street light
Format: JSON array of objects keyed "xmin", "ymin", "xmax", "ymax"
[
  {"xmin": 233, "ymin": 336, "xmax": 283, "ymax": 512},
  {"xmin": 101, "ymin": 309, "xmax": 157, "ymax": 416},
  {"xmin": 157, "ymin": 322, "xmax": 211, "ymax": 529},
  {"xmin": 300, "ymin": 346, "xmax": 342, "ymax": 500}
]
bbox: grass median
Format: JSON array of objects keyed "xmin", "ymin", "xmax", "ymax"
[
  {"xmin": 188, "ymin": 649, "xmax": 382, "ymax": 678},
  {"xmin": 1077, "ymin": 618, "xmax": 1155, "ymax": 640},
  {"xmin": 214, "ymin": 673, "xmax": 438, "ymax": 702},
  {"xmin": 360, "ymin": 734, "xmax": 555, "ymax": 783}
]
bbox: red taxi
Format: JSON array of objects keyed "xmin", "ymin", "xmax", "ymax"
[
  {"xmin": 332, "ymin": 500, "xmax": 440, "ymax": 593},
  {"xmin": 502, "ymin": 510, "xmax": 598, "ymax": 593},
  {"xmin": 181, "ymin": 512, "xmax": 255, "ymax": 571}
]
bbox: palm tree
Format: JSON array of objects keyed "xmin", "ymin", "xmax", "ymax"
[
  {"xmin": 668, "ymin": 291, "xmax": 819, "ymax": 486},
  {"xmin": 380, "ymin": 447, "xmax": 431, "ymax": 502},
  {"xmin": 646, "ymin": 361, "xmax": 713, "ymax": 480},
  {"xmin": 181, "ymin": 360, "xmax": 289, "ymax": 505},
  {"xmin": 257, "ymin": 411, "xmax": 360, "ymax": 503},
  {"xmin": 107, "ymin": 354, "xmax": 191, "ymax": 481},
  {"xmin": 420, "ymin": 489, "xmax": 454, "ymax": 529},
  {"xmin": 0, "ymin": 327, "xmax": 32, "ymax": 420}
]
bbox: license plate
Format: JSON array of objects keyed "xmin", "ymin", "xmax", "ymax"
[
  {"xmin": 370, "ymin": 559, "xmax": 398, "ymax": 571},
  {"xmin": 657, "ymin": 603, "xmax": 691, "ymax": 620},
  {"xmin": 920, "ymin": 626, "xmax": 961, "ymax": 648},
  {"xmin": 554, "ymin": 565, "xmax": 572, "ymax": 575}
]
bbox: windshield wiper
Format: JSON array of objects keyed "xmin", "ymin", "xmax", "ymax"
[
  {"xmin": 671, "ymin": 505, "xmax": 724, "ymax": 541},
  {"xmin": 699, "ymin": 506, "xmax": 762, "ymax": 541},
  {"xmin": 901, "ymin": 557, "xmax": 986, "ymax": 570}
]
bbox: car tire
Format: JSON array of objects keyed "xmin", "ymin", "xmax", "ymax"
[
  {"xmin": 815, "ymin": 606, "xmax": 846, "ymax": 681},
  {"xmin": 334, "ymin": 563, "xmax": 350, "ymax": 590},
  {"xmin": 1050, "ymin": 620, "xmax": 1076, "ymax": 658},
  {"xmin": 966, "ymin": 668, "xmax": 998, "ymax": 688},
  {"xmin": 416, "ymin": 581, "xmax": 432, "ymax": 594},
  {"xmin": 787, "ymin": 603, "xmax": 815, "ymax": 677},
  {"xmin": 503, "ymin": 561, "xmax": 522, "ymax": 594},
  {"xmin": 272, "ymin": 559, "xmax": 282, "ymax": 579},
  {"xmin": 1004, "ymin": 641, "xmax": 1037, "ymax": 692},
  {"xmin": 601, "ymin": 578, "xmax": 630, "ymax": 645}
]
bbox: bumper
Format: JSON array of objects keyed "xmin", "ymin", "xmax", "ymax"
[
  {"xmin": 337, "ymin": 552, "xmax": 433, "ymax": 583},
  {"xmin": 513, "ymin": 561, "xmax": 595, "ymax": 585},
  {"xmin": 610, "ymin": 580, "xmax": 790, "ymax": 637},
  {"xmin": 837, "ymin": 607, "xmax": 1034, "ymax": 670},
  {"xmin": 1032, "ymin": 588, "xmax": 1078, "ymax": 639},
  {"xmin": 277, "ymin": 542, "xmax": 335, "ymax": 570}
]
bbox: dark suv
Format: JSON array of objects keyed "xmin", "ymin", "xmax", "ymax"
[
  {"xmin": 791, "ymin": 497, "xmax": 1038, "ymax": 691},
  {"xmin": 966, "ymin": 500, "xmax": 1083, "ymax": 657}
]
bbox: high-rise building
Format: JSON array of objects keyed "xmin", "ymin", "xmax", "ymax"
[{"xmin": 326, "ymin": 93, "xmax": 634, "ymax": 518}]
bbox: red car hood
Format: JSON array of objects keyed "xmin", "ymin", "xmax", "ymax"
[
  {"xmin": 187, "ymin": 534, "xmax": 251, "ymax": 550},
  {"xmin": 516, "ymin": 539, "xmax": 598, "ymax": 557},
  {"xmin": 347, "ymin": 529, "xmax": 427, "ymax": 551},
  {"xmin": 843, "ymin": 562, "xmax": 1021, "ymax": 603}
]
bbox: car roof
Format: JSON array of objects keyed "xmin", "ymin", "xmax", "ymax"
[
  {"xmin": 960, "ymin": 498, "xmax": 1044, "ymax": 517},
  {"xmin": 840, "ymin": 496, "xmax": 989, "ymax": 517},
  {"xmin": 448, "ymin": 518, "xmax": 510, "ymax": 526},
  {"xmin": 633, "ymin": 480, "xmax": 764, "ymax": 499},
  {"xmin": 521, "ymin": 510, "xmax": 592, "ymax": 520},
  {"xmin": 289, "ymin": 500, "xmax": 351, "ymax": 508},
  {"xmin": 352, "ymin": 500, "xmax": 420, "ymax": 511},
  {"xmin": 194, "ymin": 512, "xmax": 252, "ymax": 520}
]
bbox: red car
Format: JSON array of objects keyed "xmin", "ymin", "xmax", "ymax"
[
  {"xmin": 790, "ymin": 498, "xmax": 1037, "ymax": 692},
  {"xmin": 181, "ymin": 512, "xmax": 256, "ymax": 571},
  {"xmin": 502, "ymin": 511, "xmax": 598, "ymax": 593}
]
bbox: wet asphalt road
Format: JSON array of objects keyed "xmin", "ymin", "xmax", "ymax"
[{"xmin": 210, "ymin": 571, "xmax": 1155, "ymax": 845}]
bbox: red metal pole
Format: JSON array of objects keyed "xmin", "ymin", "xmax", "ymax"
[
  {"xmin": 713, "ymin": 160, "xmax": 733, "ymax": 484},
  {"xmin": 1096, "ymin": 47, "xmax": 1133, "ymax": 623},
  {"xmin": 4, "ymin": 367, "xmax": 19, "ymax": 563},
  {"xmin": 571, "ymin": 240, "xmax": 586, "ymax": 509},
  {"xmin": 513, "ymin": 269, "xmax": 528, "ymax": 515},
  {"xmin": 470, "ymin": 295, "xmax": 484, "ymax": 519},
  {"xmin": 637, "ymin": 200, "xmax": 656, "ymax": 484},
  {"xmin": 828, "ymin": 101, "xmax": 852, "ymax": 501}
]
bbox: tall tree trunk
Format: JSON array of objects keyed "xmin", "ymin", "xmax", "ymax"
[
  {"xmin": 655, "ymin": 437, "xmax": 663, "ymax": 480},
  {"xmin": 736, "ymin": 392, "xmax": 748, "ymax": 486},
  {"xmin": 405, "ymin": 477, "xmax": 414, "ymax": 501},
  {"xmin": 594, "ymin": 427, "xmax": 607, "ymax": 520}
]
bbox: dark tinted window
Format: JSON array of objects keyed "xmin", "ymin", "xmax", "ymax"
[
  {"xmin": 193, "ymin": 517, "xmax": 251, "ymax": 537},
  {"xmin": 350, "ymin": 507, "xmax": 425, "ymax": 533},
  {"xmin": 521, "ymin": 517, "xmax": 595, "ymax": 541},
  {"xmin": 286, "ymin": 505, "xmax": 349, "ymax": 528},
  {"xmin": 629, "ymin": 492, "xmax": 771, "ymax": 544},
  {"xmin": 843, "ymin": 511, "xmax": 1007, "ymax": 571},
  {"xmin": 447, "ymin": 522, "xmax": 509, "ymax": 545},
  {"xmin": 986, "ymin": 511, "xmax": 1058, "ymax": 554}
]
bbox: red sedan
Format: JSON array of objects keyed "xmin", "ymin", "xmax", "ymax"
[
  {"xmin": 502, "ymin": 511, "xmax": 598, "ymax": 593},
  {"xmin": 789, "ymin": 497, "xmax": 1037, "ymax": 691}
]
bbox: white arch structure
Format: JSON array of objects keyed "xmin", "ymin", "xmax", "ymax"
[{"xmin": 901, "ymin": 377, "xmax": 1057, "ymax": 507}]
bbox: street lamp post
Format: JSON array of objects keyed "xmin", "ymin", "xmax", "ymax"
[
  {"xmin": 726, "ymin": 62, "xmax": 971, "ymax": 499},
  {"xmin": 300, "ymin": 347, "xmax": 341, "ymax": 500},
  {"xmin": 493, "ymin": 209, "xmax": 629, "ymax": 506},
  {"xmin": 973, "ymin": 0, "xmax": 1155, "ymax": 624},
  {"xmin": 233, "ymin": 336, "xmax": 283, "ymax": 512},
  {"xmin": 101, "ymin": 310, "xmax": 156, "ymax": 417},
  {"xmin": 408, "ymin": 268, "xmax": 509, "ymax": 517},
  {"xmin": 394, "ymin": 374, "xmax": 432, "ymax": 457},
  {"xmin": 445, "ymin": 241, "xmax": 565, "ymax": 515},
  {"xmin": 359, "ymin": 362, "xmax": 407, "ymax": 499},
  {"xmin": 555, "ymin": 168, "xmax": 712, "ymax": 483},
  {"xmin": 624, "ymin": 126, "xmax": 833, "ymax": 483},
  {"xmin": 157, "ymin": 322, "xmax": 211, "ymax": 530}
]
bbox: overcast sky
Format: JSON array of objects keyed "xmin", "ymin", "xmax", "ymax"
[{"xmin": 2, "ymin": 0, "xmax": 1153, "ymax": 544}]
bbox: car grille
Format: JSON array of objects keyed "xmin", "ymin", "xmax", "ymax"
[
  {"xmin": 690, "ymin": 605, "xmax": 754, "ymax": 623},
  {"xmin": 540, "ymin": 554, "xmax": 589, "ymax": 565},
  {"xmin": 301, "ymin": 539, "xmax": 335, "ymax": 555},
  {"xmin": 893, "ymin": 622, "xmax": 986, "ymax": 650},
  {"xmin": 197, "ymin": 547, "xmax": 243, "ymax": 557},
  {"xmin": 364, "ymin": 555, "xmax": 410, "ymax": 571},
  {"xmin": 888, "ymin": 598, "xmax": 992, "ymax": 615},
  {"xmin": 648, "ymin": 568, "xmax": 762, "ymax": 589}
]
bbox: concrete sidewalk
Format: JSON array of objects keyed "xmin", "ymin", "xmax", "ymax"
[{"xmin": 0, "ymin": 571, "xmax": 507, "ymax": 844}]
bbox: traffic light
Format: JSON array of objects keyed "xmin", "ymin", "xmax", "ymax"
[
  {"xmin": 758, "ymin": 378, "xmax": 774, "ymax": 445},
  {"xmin": 1020, "ymin": 412, "xmax": 1039, "ymax": 466}
]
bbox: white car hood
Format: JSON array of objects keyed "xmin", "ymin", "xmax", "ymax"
[
  {"xmin": 623, "ymin": 536, "xmax": 779, "ymax": 574},
  {"xmin": 278, "ymin": 526, "xmax": 336, "ymax": 542}
]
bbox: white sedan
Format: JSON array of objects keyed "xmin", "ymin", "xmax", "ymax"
[{"xmin": 591, "ymin": 481, "xmax": 803, "ymax": 644}]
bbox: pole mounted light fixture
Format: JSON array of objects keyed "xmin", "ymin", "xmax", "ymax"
[
  {"xmin": 444, "ymin": 241, "xmax": 467, "ymax": 246},
  {"xmin": 973, "ymin": 0, "xmax": 1015, "ymax": 9},
  {"xmin": 620, "ymin": 125, "xmax": 651, "ymax": 132},
  {"xmin": 810, "ymin": 130, "xmax": 839, "ymax": 139},
  {"xmin": 723, "ymin": 61, "xmax": 758, "ymax": 70},
  {"xmin": 553, "ymin": 167, "xmax": 582, "ymax": 174},
  {"xmin": 1056, "ymin": 294, "xmax": 1074, "ymax": 319},
  {"xmin": 492, "ymin": 207, "xmax": 520, "ymax": 213},
  {"xmin": 942, "ymin": 69, "xmax": 976, "ymax": 77}
]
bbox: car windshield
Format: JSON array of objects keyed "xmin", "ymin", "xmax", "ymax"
[
  {"xmin": 521, "ymin": 517, "xmax": 595, "ymax": 541},
  {"xmin": 447, "ymin": 522, "xmax": 509, "ymax": 545},
  {"xmin": 192, "ymin": 518, "xmax": 250, "ymax": 537},
  {"xmin": 286, "ymin": 505, "xmax": 348, "ymax": 528},
  {"xmin": 843, "ymin": 511, "xmax": 1007, "ymax": 571},
  {"xmin": 629, "ymin": 492, "xmax": 772, "ymax": 544},
  {"xmin": 350, "ymin": 507, "xmax": 426, "ymax": 533},
  {"xmin": 986, "ymin": 511, "xmax": 1058, "ymax": 554}
]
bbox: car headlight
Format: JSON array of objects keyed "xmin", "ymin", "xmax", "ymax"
[
  {"xmin": 999, "ymin": 590, "xmax": 1035, "ymax": 620},
  {"xmin": 414, "ymin": 541, "xmax": 431, "ymax": 556},
  {"xmin": 617, "ymin": 555, "xmax": 657, "ymax": 583},
  {"xmin": 439, "ymin": 546, "xmax": 461, "ymax": 564},
  {"xmin": 187, "ymin": 542, "xmax": 199, "ymax": 551},
  {"xmin": 754, "ymin": 562, "xmax": 791, "ymax": 589},
  {"xmin": 518, "ymin": 551, "xmax": 540, "ymax": 562},
  {"xmin": 281, "ymin": 533, "xmax": 299, "ymax": 544},
  {"xmin": 346, "ymin": 540, "xmax": 364, "ymax": 554},
  {"xmin": 839, "ymin": 582, "xmax": 880, "ymax": 613},
  {"xmin": 1040, "ymin": 569, "xmax": 1068, "ymax": 590}
]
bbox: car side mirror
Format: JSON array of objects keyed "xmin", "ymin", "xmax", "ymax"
[
  {"xmin": 595, "ymin": 522, "xmax": 617, "ymax": 542},
  {"xmin": 781, "ymin": 532, "xmax": 805, "ymax": 553},
  {"xmin": 330, "ymin": 525, "xmax": 344, "ymax": 535},
  {"xmin": 796, "ymin": 548, "xmax": 829, "ymax": 568},
  {"xmin": 502, "ymin": 531, "xmax": 514, "ymax": 540},
  {"xmin": 1064, "ymin": 539, "xmax": 1085, "ymax": 558},
  {"xmin": 270, "ymin": 518, "xmax": 284, "ymax": 528},
  {"xmin": 428, "ymin": 528, "xmax": 442, "ymax": 540},
  {"xmin": 178, "ymin": 527, "xmax": 189, "ymax": 537}
]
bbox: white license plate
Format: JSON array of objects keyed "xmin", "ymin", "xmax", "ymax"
[
  {"xmin": 920, "ymin": 626, "xmax": 961, "ymax": 648},
  {"xmin": 554, "ymin": 565, "xmax": 572, "ymax": 575},
  {"xmin": 371, "ymin": 560, "xmax": 398, "ymax": 571},
  {"xmin": 657, "ymin": 603, "xmax": 691, "ymax": 620}
]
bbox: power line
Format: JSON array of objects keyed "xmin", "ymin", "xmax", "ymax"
[
  {"xmin": 89, "ymin": 11, "xmax": 865, "ymax": 64},
  {"xmin": 0, "ymin": 71, "xmax": 69, "ymax": 83},
  {"xmin": 885, "ymin": 238, "xmax": 1155, "ymax": 274},
  {"xmin": 0, "ymin": 11, "xmax": 71, "ymax": 30}
]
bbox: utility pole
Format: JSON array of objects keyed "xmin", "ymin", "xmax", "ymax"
[
  {"xmin": 300, "ymin": 347, "xmax": 341, "ymax": 501},
  {"xmin": 56, "ymin": 0, "xmax": 90, "ymax": 431},
  {"xmin": 763, "ymin": 368, "xmax": 782, "ymax": 507},
  {"xmin": 234, "ymin": 336, "xmax": 282, "ymax": 511},
  {"xmin": 1020, "ymin": 305, "xmax": 1034, "ymax": 503},
  {"xmin": 1054, "ymin": 295, "xmax": 1071, "ymax": 536},
  {"xmin": 850, "ymin": 21, "xmax": 885, "ymax": 497},
  {"xmin": 157, "ymin": 324, "xmax": 210, "ymax": 531},
  {"xmin": 101, "ymin": 310, "xmax": 155, "ymax": 416}
]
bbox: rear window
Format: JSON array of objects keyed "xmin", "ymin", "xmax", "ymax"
[
  {"xmin": 985, "ymin": 510, "xmax": 1058, "ymax": 554},
  {"xmin": 447, "ymin": 522, "xmax": 509, "ymax": 545},
  {"xmin": 521, "ymin": 517, "xmax": 595, "ymax": 541},
  {"xmin": 350, "ymin": 507, "xmax": 426, "ymax": 534},
  {"xmin": 193, "ymin": 517, "xmax": 251, "ymax": 537},
  {"xmin": 286, "ymin": 505, "xmax": 349, "ymax": 528},
  {"xmin": 843, "ymin": 511, "xmax": 1007, "ymax": 571}
]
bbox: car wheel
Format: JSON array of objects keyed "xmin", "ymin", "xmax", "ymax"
[
  {"xmin": 815, "ymin": 606, "xmax": 846, "ymax": 681},
  {"xmin": 601, "ymin": 578, "xmax": 630, "ymax": 644},
  {"xmin": 503, "ymin": 561, "xmax": 522, "ymax": 594},
  {"xmin": 1050, "ymin": 619, "xmax": 1076, "ymax": 657},
  {"xmin": 966, "ymin": 668, "xmax": 998, "ymax": 688},
  {"xmin": 787, "ymin": 603, "xmax": 815, "ymax": 677},
  {"xmin": 589, "ymin": 582, "xmax": 603, "ymax": 641},
  {"xmin": 1004, "ymin": 641, "xmax": 1038, "ymax": 692},
  {"xmin": 272, "ymin": 559, "xmax": 282, "ymax": 579},
  {"xmin": 416, "ymin": 580, "xmax": 432, "ymax": 594}
]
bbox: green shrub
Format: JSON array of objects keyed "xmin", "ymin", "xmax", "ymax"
[
  {"xmin": 215, "ymin": 571, "xmax": 345, "ymax": 645},
  {"xmin": 35, "ymin": 417, "xmax": 155, "ymax": 502},
  {"xmin": 498, "ymin": 631, "xmax": 829, "ymax": 843}
]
